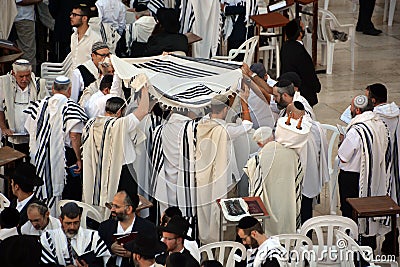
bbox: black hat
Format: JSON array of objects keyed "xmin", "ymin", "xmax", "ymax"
[
  {"xmin": 124, "ymin": 233, "xmax": 166, "ymax": 258},
  {"xmin": 10, "ymin": 162, "xmax": 43, "ymax": 187},
  {"xmin": 0, "ymin": 207, "xmax": 20, "ymax": 228},
  {"xmin": 237, "ymin": 216, "xmax": 259, "ymax": 229},
  {"xmin": 279, "ymin": 72, "xmax": 302, "ymax": 88},
  {"xmin": 274, "ymin": 79, "xmax": 292, "ymax": 88},
  {"xmin": 250, "ymin": 63, "xmax": 267, "ymax": 79},
  {"xmin": 158, "ymin": 215, "xmax": 192, "ymax": 240},
  {"xmin": 285, "ymin": 19, "xmax": 301, "ymax": 40},
  {"xmin": 135, "ymin": 4, "xmax": 148, "ymax": 12},
  {"xmin": 0, "ymin": 235, "xmax": 42, "ymax": 267},
  {"xmin": 156, "ymin": 8, "xmax": 180, "ymax": 33}
]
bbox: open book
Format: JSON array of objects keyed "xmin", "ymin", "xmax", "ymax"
[
  {"xmin": 113, "ymin": 232, "xmax": 138, "ymax": 245},
  {"xmin": 219, "ymin": 198, "xmax": 250, "ymax": 222}
]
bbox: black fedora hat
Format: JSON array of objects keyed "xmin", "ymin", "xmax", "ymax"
[
  {"xmin": 124, "ymin": 233, "xmax": 166, "ymax": 258},
  {"xmin": 157, "ymin": 215, "xmax": 192, "ymax": 240},
  {"xmin": 9, "ymin": 162, "xmax": 43, "ymax": 187}
]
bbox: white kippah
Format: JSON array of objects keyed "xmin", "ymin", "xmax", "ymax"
[
  {"xmin": 54, "ymin": 76, "xmax": 70, "ymax": 85},
  {"xmin": 253, "ymin": 126, "xmax": 273, "ymax": 143},
  {"xmin": 13, "ymin": 59, "xmax": 30, "ymax": 65},
  {"xmin": 354, "ymin": 95, "xmax": 368, "ymax": 109}
]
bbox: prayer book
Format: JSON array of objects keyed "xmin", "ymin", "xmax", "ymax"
[
  {"xmin": 340, "ymin": 105, "xmax": 352, "ymax": 124},
  {"xmin": 219, "ymin": 198, "xmax": 250, "ymax": 221},
  {"xmin": 336, "ymin": 124, "xmax": 347, "ymax": 136},
  {"xmin": 77, "ymin": 251, "xmax": 96, "ymax": 265},
  {"xmin": 245, "ymin": 198, "xmax": 265, "ymax": 216},
  {"xmin": 268, "ymin": 0, "xmax": 289, "ymax": 12},
  {"xmin": 113, "ymin": 232, "xmax": 138, "ymax": 245}
]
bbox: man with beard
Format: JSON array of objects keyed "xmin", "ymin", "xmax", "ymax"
[
  {"xmin": 98, "ymin": 190, "xmax": 156, "ymax": 267},
  {"xmin": 20, "ymin": 201, "xmax": 61, "ymax": 235},
  {"xmin": 236, "ymin": 216, "xmax": 286, "ymax": 267},
  {"xmin": 272, "ymin": 80, "xmax": 295, "ymax": 118},
  {"xmin": 338, "ymin": 95, "xmax": 390, "ymax": 250},
  {"xmin": 280, "ymin": 19, "xmax": 321, "ymax": 107},
  {"xmin": 40, "ymin": 202, "xmax": 110, "ymax": 266}
]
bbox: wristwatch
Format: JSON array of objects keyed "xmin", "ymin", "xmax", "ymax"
[{"xmin": 251, "ymin": 73, "xmax": 258, "ymax": 78}]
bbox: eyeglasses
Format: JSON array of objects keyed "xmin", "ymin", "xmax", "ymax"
[
  {"xmin": 162, "ymin": 236, "xmax": 177, "ymax": 241},
  {"xmin": 70, "ymin": 12, "xmax": 84, "ymax": 17},
  {"xmin": 240, "ymin": 235, "xmax": 250, "ymax": 242},
  {"xmin": 94, "ymin": 51, "xmax": 111, "ymax": 58},
  {"xmin": 105, "ymin": 202, "xmax": 129, "ymax": 209}
]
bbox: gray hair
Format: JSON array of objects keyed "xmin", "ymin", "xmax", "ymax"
[
  {"xmin": 277, "ymin": 83, "xmax": 295, "ymax": 97},
  {"xmin": 12, "ymin": 61, "xmax": 32, "ymax": 73},
  {"xmin": 27, "ymin": 202, "xmax": 49, "ymax": 217},
  {"xmin": 53, "ymin": 82, "xmax": 70, "ymax": 92}
]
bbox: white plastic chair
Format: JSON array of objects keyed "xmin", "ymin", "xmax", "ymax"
[
  {"xmin": 384, "ymin": 0, "xmax": 397, "ymax": 26},
  {"xmin": 199, "ymin": 241, "xmax": 247, "ymax": 266},
  {"xmin": 212, "ymin": 36, "xmax": 259, "ymax": 66},
  {"xmin": 335, "ymin": 229, "xmax": 398, "ymax": 267},
  {"xmin": 273, "ymin": 234, "xmax": 313, "ymax": 267},
  {"xmin": 58, "ymin": 200, "xmax": 103, "ymax": 229},
  {"xmin": 0, "ymin": 193, "xmax": 10, "ymax": 210},
  {"xmin": 318, "ymin": 8, "xmax": 355, "ymax": 75},
  {"xmin": 259, "ymin": 32, "xmax": 280, "ymax": 77},
  {"xmin": 300, "ymin": 215, "xmax": 358, "ymax": 266},
  {"xmin": 320, "ymin": 124, "xmax": 340, "ymax": 215},
  {"xmin": 41, "ymin": 52, "xmax": 73, "ymax": 92}
]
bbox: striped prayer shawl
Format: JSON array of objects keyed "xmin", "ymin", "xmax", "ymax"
[
  {"xmin": 247, "ymin": 248, "xmax": 258, "ymax": 267},
  {"xmin": 40, "ymin": 227, "xmax": 110, "ymax": 266},
  {"xmin": 150, "ymin": 116, "xmax": 199, "ymax": 217},
  {"xmin": 148, "ymin": 0, "xmax": 165, "ymax": 15},
  {"xmin": 179, "ymin": 0, "xmax": 195, "ymax": 33},
  {"xmin": 346, "ymin": 111, "xmax": 390, "ymax": 235},
  {"xmin": 24, "ymin": 96, "xmax": 88, "ymax": 201}
]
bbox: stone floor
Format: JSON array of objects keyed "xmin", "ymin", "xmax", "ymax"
[{"xmin": 310, "ymin": 0, "xmax": 400, "ymax": 218}]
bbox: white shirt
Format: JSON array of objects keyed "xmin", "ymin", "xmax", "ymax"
[
  {"xmin": 85, "ymin": 91, "xmax": 111, "ymax": 118},
  {"xmin": 70, "ymin": 27, "xmax": 102, "ymax": 70},
  {"xmin": 20, "ymin": 215, "xmax": 61, "ymax": 236},
  {"xmin": 338, "ymin": 127, "xmax": 362, "ymax": 172},
  {"xmin": 71, "ymin": 60, "xmax": 99, "ymax": 103},
  {"xmin": 0, "ymin": 82, "xmax": 30, "ymax": 144},
  {"xmin": 16, "ymin": 193, "xmax": 34, "ymax": 212},
  {"xmin": 96, "ymin": 0, "xmax": 126, "ymax": 34},
  {"xmin": 116, "ymin": 217, "xmax": 136, "ymax": 267},
  {"xmin": 15, "ymin": 0, "xmax": 35, "ymax": 22}
]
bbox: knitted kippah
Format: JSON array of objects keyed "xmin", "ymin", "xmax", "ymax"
[
  {"xmin": 13, "ymin": 59, "xmax": 30, "ymax": 65},
  {"xmin": 54, "ymin": 76, "xmax": 70, "ymax": 85},
  {"xmin": 354, "ymin": 95, "xmax": 368, "ymax": 109},
  {"xmin": 237, "ymin": 216, "xmax": 259, "ymax": 229},
  {"xmin": 211, "ymin": 94, "xmax": 229, "ymax": 106}
]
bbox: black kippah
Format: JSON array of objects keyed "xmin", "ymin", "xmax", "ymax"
[
  {"xmin": 293, "ymin": 101, "xmax": 305, "ymax": 111},
  {"xmin": 238, "ymin": 216, "xmax": 258, "ymax": 229},
  {"xmin": 275, "ymin": 79, "xmax": 292, "ymax": 88}
]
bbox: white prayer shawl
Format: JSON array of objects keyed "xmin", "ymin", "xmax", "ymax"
[
  {"xmin": 347, "ymin": 111, "xmax": 391, "ymax": 236},
  {"xmin": 82, "ymin": 114, "xmax": 144, "ymax": 208},
  {"xmin": 99, "ymin": 22, "xmax": 121, "ymax": 54},
  {"xmin": 0, "ymin": 73, "xmax": 48, "ymax": 134},
  {"xmin": 0, "ymin": 0, "xmax": 17, "ymax": 39},
  {"xmin": 253, "ymin": 236, "xmax": 287, "ymax": 267},
  {"xmin": 134, "ymin": 113, "xmax": 164, "ymax": 218},
  {"xmin": 244, "ymin": 141, "xmax": 303, "ymax": 236},
  {"xmin": 151, "ymin": 113, "xmax": 197, "ymax": 217},
  {"xmin": 131, "ymin": 16, "xmax": 156, "ymax": 43},
  {"xmin": 20, "ymin": 215, "xmax": 61, "ymax": 236},
  {"xmin": 24, "ymin": 95, "xmax": 88, "ymax": 201},
  {"xmin": 374, "ymin": 103, "xmax": 400, "ymax": 204},
  {"xmin": 180, "ymin": 0, "xmax": 220, "ymax": 58},
  {"xmin": 40, "ymin": 227, "xmax": 110, "ymax": 266},
  {"xmin": 111, "ymin": 54, "xmax": 242, "ymax": 110},
  {"xmin": 248, "ymin": 89, "xmax": 275, "ymax": 129},
  {"xmin": 196, "ymin": 118, "xmax": 240, "ymax": 244},
  {"xmin": 300, "ymin": 117, "xmax": 330, "ymax": 198},
  {"xmin": 0, "ymin": 227, "xmax": 18, "ymax": 241}
]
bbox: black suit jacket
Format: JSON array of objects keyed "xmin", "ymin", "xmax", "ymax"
[
  {"xmin": 98, "ymin": 216, "xmax": 156, "ymax": 267},
  {"xmin": 10, "ymin": 195, "xmax": 38, "ymax": 227},
  {"xmin": 155, "ymin": 248, "xmax": 199, "ymax": 266},
  {"xmin": 280, "ymin": 40, "xmax": 321, "ymax": 107}
]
